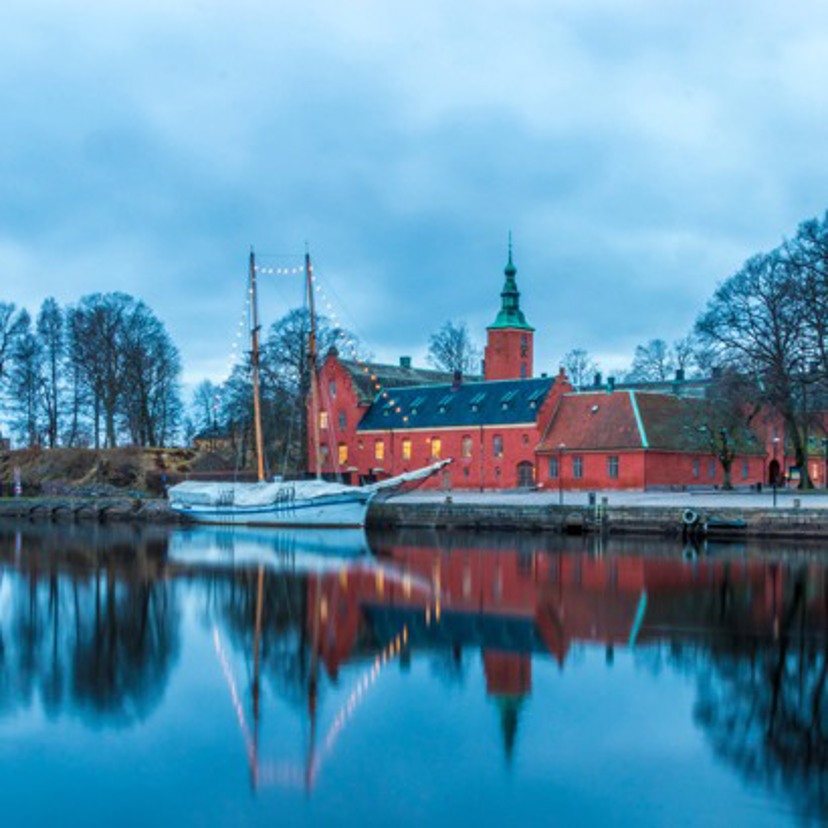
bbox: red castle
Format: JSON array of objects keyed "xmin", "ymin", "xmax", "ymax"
[{"xmin": 308, "ymin": 245, "xmax": 825, "ymax": 490}]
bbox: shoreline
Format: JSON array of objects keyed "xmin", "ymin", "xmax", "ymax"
[{"xmin": 0, "ymin": 491, "xmax": 826, "ymax": 540}]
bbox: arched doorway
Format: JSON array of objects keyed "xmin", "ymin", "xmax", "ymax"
[
  {"xmin": 768, "ymin": 459, "xmax": 781, "ymax": 486},
  {"xmin": 516, "ymin": 461, "xmax": 535, "ymax": 488}
]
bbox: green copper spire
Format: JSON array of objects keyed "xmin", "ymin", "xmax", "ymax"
[{"xmin": 488, "ymin": 233, "xmax": 533, "ymax": 330}]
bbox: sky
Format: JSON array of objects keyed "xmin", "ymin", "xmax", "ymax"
[{"xmin": 3, "ymin": 0, "xmax": 828, "ymax": 391}]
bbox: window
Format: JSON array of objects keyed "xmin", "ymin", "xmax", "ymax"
[
  {"xmin": 402, "ymin": 438, "xmax": 412, "ymax": 460},
  {"xmin": 338, "ymin": 410, "xmax": 347, "ymax": 430},
  {"xmin": 374, "ymin": 440, "xmax": 385, "ymax": 461},
  {"xmin": 319, "ymin": 411, "xmax": 328, "ymax": 430},
  {"xmin": 430, "ymin": 437, "xmax": 442, "ymax": 459},
  {"xmin": 520, "ymin": 335, "xmax": 528, "ymax": 357},
  {"xmin": 693, "ymin": 458, "xmax": 700, "ymax": 479},
  {"xmin": 493, "ymin": 435, "xmax": 503, "ymax": 458},
  {"xmin": 321, "ymin": 444, "xmax": 329, "ymax": 463},
  {"xmin": 522, "ymin": 433, "xmax": 530, "ymax": 445},
  {"xmin": 607, "ymin": 456, "xmax": 619, "ymax": 480},
  {"xmin": 708, "ymin": 459, "xmax": 716, "ymax": 479},
  {"xmin": 520, "ymin": 363, "xmax": 527, "ymax": 379},
  {"xmin": 461, "ymin": 436, "xmax": 473, "ymax": 458},
  {"xmin": 500, "ymin": 390, "xmax": 517, "ymax": 410},
  {"xmin": 469, "ymin": 392, "xmax": 486, "ymax": 412},
  {"xmin": 742, "ymin": 458, "xmax": 749, "ymax": 479},
  {"xmin": 549, "ymin": 456, "xmax": 559, "ymax": 479},
  {"xmin": 573, "ymin": 455, "xmax": 583, "ymax": 480},
  {"xmin": 329, "ymin": 380, "xmax": 336, "ymax": 398},
  {"xmin": 337, "ymin": 444, "xmax": 347, "ymax": 465}
]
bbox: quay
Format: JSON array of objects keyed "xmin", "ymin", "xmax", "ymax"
[{"xmin": 0, "ymin": 488, "xmax": 826, "ymax": 540}]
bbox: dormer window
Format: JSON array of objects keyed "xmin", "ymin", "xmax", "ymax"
[
  {"xmin": 500, "ymin": 390, "xmax": 517, "ymax": 410},
  {"xmin": 438, "ymin": 393, "xmax": 453, "ymax": 413},
  {"xmin": 469, "ymin": 392, "xmax": 486, "ymax": 412},
  {"xmin": 527, "ymin": 389, "xmax": 545, "ymax": 410}
]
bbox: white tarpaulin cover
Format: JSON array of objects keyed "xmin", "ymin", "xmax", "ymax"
[{"xmin": 168, "ymin": 459, "xmax": 451, "ymax": 509}]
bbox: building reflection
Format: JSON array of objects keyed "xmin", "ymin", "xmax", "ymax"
[{"xmin": 0, "ymin": 523, "xmax": 826, "ymax": 817}]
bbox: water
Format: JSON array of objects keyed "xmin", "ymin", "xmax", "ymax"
[{"xmin": 0, "ymin": 522, "xmax": 826, "ymax": 827}]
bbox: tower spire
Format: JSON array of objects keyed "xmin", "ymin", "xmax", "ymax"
[{"xmin": 489, "ymin": 236, "xmax": 531, "ymax": 330}]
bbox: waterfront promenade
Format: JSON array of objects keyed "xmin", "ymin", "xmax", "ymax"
[{"xmin": 394, "ymin": 487, "xmax": 828, "ymax": 510}]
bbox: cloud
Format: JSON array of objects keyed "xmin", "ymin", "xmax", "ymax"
[{"xmin": 1, "ymin": 0, "xmax": 827, "ymax": 388}]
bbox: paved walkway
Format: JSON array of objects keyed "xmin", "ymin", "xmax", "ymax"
[{"xmin": 394, "ymin": 487, "xmax": 828, "ymax": 510}]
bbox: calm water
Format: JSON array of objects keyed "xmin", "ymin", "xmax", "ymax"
[{"xmin": 0, "ymin": 522, "xmax": 826, "ymax": 827}]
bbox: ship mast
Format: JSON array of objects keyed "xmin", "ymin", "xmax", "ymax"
[
  {"xmin": 250, "ymin": 248, "xmax": 265, "ymax": 482},
  {"xmin": 306, "ymin": 251, "xmax": 322, "ymax": 479}
]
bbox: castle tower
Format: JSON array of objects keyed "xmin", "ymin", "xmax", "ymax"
[{"xmin": 483, "ymin": 239, "xmax": 534, "ymax": 381}]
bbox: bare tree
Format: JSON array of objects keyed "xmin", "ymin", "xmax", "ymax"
[
  {"xmin": 0, "ymin": 302, "xmax": 28, "ymax": 384},
  {"xmin": 8, "ymin": 312, "xmax": 43, "ymax": 447},
  {"xmin": 36, "ymin": 298, "xmax": 64, "ymax": 448},
  {"xmin": 626, "ymin": 338, "xmax": 674, "ymax": 382},
  {"xmin": 696, "ymin": 251, "xmax": 814, "ymax": 487},
  {"xmin": 427, "ymin": 320, "xmax": 481, "ymax": 376},
  {"xmin": 562, "ymin": 348, "xmax": 598, "ymax": 388}
]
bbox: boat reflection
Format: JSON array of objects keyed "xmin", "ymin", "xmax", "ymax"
[{"xmin": 0, "ymin": 523, "xmax": 826, "ymax": 819}]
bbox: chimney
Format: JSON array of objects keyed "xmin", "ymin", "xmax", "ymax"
[
  {"xmin": 399, "ymin": 356, "xmax": 411, "ymax": 369},
  {"xmin": 675, "ymin": 368, "xmax": 685, "ymax": 382},
  {"xmin": 607, "ymin": 376, "xmax": 615, "ymax": 393},
  {"xmin": 452, "ymin": 369, "xmax": 462, "ymax": 389},
  {"xmin": 594, "ymin": 371, "xmax": 602, "ymax": 387}
]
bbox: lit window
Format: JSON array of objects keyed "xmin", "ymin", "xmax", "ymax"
[
  {"xmin": 338, "ymin": 444, "xmax": 348, "ymax": 465},
  {"xmin": 430, "ymin": 437, "xmax": 442, "ymax": 459},
  {"xmin": 493, "ymin": 435, "xmax": 503, "ymax": 457},
  {"xmin": 462, "ymin": 436, "xmax": 473, "ymax": 458},
  {"xmin": 607, "ymin": 456, "xmax": 619, "ymax": 479},
  {"xmin": 320, "ymin": 411, "xmax": 328, "ymax": 430},
  {"xmin": 402, "ymin": 438, "xmax": 412, "ymax": 460},
  {"xmin": 549, "ymin": 456, "xmax": 559, "ymax": 479},
  {"xmin": 573, "ymin": 455, "xmax": 583, "ymax": 480},
  {"xmin": 338, "ymin": 410, "xmax": 347, "ymax": 430},
  {"xmin": 374, "ymin": 440, "xmax": 385, "ymax": 461}
]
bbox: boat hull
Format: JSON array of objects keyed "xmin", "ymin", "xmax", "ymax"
[{"xmin": 171, "ymin": 491, "xmax": 374, "ymax": 528}]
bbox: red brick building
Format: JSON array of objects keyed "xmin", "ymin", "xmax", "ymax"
[{"xmin": 309, "ymin": 246, "xmax": 770, "ymax": 490}]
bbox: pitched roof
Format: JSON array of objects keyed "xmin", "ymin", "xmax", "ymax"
[
  {"xmin": 539, "ymin": 390, "xmax": 764, "ymax": 454},
  {"xmin": 357, "ymin": 376, "xmax": 554, "ymax": 431},
  {"xmin": 339, "ymin": 359, "xmax": 457, "ymax": 404},
  {"xmin": 538, "ymin": 392, "xmax": 642, "ymax": 451}
]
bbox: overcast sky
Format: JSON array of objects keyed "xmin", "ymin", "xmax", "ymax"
[{"xmin": 3, "ymin": 0, "xmax": 828, "ymax": 389}]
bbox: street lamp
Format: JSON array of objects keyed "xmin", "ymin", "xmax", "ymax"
[
  {"xmin": 558, "ymin": 442, "xmax": 565, "ymax": 506},
  {"xmin": 772, "ymin": 435, "xmax": 780, "ymax": 507}
]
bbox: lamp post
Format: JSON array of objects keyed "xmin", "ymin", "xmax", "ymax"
[
  {"xmin": 772, "ymin": 436, "xmax": 780, "ymax": 507},
  {"xmin": 558, "ymin": 442, "xmax": 565, "ymax": 506},
  {"xmin": 822, "ymin": 437, "xmax": 828, "ymax": 490}
]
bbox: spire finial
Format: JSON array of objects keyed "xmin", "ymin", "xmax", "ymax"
[{"xmin": 508, "ymin": 231, "xmax": 513, "ymax": 265}]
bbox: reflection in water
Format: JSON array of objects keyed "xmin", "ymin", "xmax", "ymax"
[
  {"xmin": 0, "ymin": 522, "xmax": 825, "ymax": 823},
  {"xmin": 0, "ymin": 523, "xmax": 179, "ymax": 724}
]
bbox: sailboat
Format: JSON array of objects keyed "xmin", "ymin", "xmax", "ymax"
[{"xmin": 168, "ymin": 249, "xmax": 449, "ymax": 528}]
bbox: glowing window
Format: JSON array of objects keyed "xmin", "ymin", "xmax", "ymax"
[
  {"xmin": 430, "ymin": 437, "xmax": 442, "ymax": 459},
  {"xmin": 402, "ymin": 439, "xmax": 412, "ymax": 460},
  {"xmin": 319, "ymin": 411, "xmax": 328, "ymax": 430},
  {"xmin": 338, "ymin": 444, "xmax": 348, "ymax": 465},
  {"xmin": 461, "ymin": 436, "xmax": 473, "ymax": 458},
  {"xmin": 374, "ymin": 440, "xmax": 385, "ymax": 461}
]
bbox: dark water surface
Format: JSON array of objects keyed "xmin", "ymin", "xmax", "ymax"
[{"xmin": 0, "ymin": 522, "xmax": 826, "ymax": 827}]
